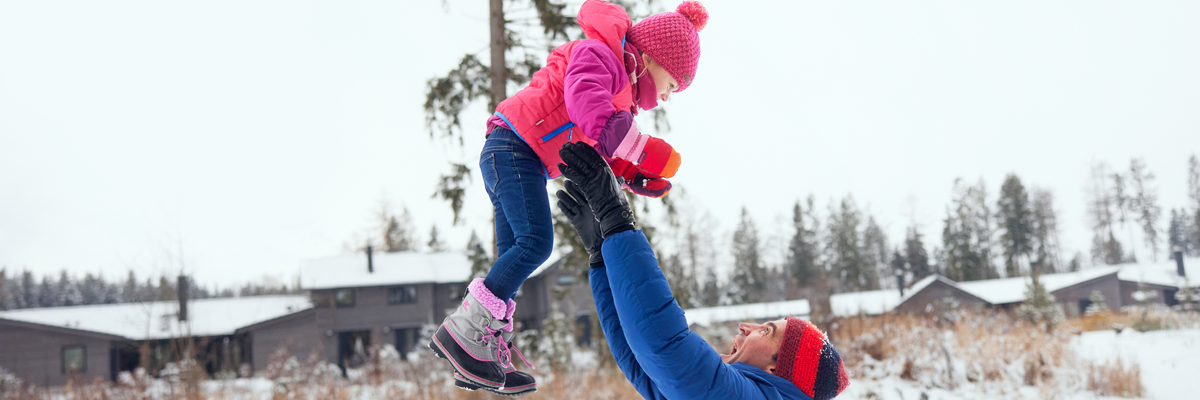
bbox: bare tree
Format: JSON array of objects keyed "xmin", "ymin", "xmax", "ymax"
[
  {"xmin": 1086, "ymin": 162, "xmax": 1123, "ymax": 264},
  {"xmin": 1129, "ymin": 158, "xmax": 1162, "ymax": 261}
]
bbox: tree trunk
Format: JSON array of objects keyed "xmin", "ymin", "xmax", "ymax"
[
  {"xmin": 488, "ymin": 0, "xmax": 506, "ymax": 258},
  {"xmin": 488, "ymin": 0, "xmax": 507, "ymax": 111}
]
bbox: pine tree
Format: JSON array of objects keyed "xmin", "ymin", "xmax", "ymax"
[
  {"xmin": 826, "ymin": 196, "xmax": 876, "ymax": 291},
  {"xmin": 862, "ymin": 216, "xmax": 891, "ymax": 288},
  {"xmin": 889, "ymin": 248, "xmax": 906, "ymax": 287},
  {"xmin": 1016, "ymin": 269, "xmax": 1063, "ymax": 331},
  {"xmin": 1111, "ymin": 171, "xmax": 1138, "ymax": 262},
  {"xmin": 1169, "ymin": 209, "xmax": 1193, "ymax": 256},
  {"xmin": 700, "ymin": 265, "xmax": 721, "ymax": 307},
  {"xmin": 942, "ymin": 179, "xmax": 993, "ymax": 281},
  {"xmin": 680, "ymin": 209, "xmax": 719, "ymax": 306},
  {"xmin": 728, "ymin": 208, "xmax": 766, "ymax": 304},
  {"xmin": 6, "ymin": 270, "xmax": 26, "ymax": 309},
  {"xmin": 466, "ymin": 230, "xmax": 492, "ymax": 281},
  {"xmin": 0, "ymin": 269, "xmax": 12, "ymax": 310},
  {"xmin": 101, "ymin": 274, "xmax": 121, "ymax": 304},
  {"xmin": 123, "ymin": 271, "xmax": 139, "ymax": 303},
  {"xmin": 661, "ymin": 253, "xmax": 694, "ymax": 308},
  {"xmin": 785, "ymin": 198, "xmax": 821, "ymax": 288},
  {"xmin": 37, "ymin": 276, "xmax": 56, "ymax": 307},
  {"xmin": 1129, "ymin": 158, "xmax": 1162, "ymax": 261},
  {"xmin": 427, "ymin": 225, "xmax": 446, "ymax": 252},
  {"xmin": 1188, "ymin": 155, "xmax": 1200, "ymax": 254},
  {"xmin": 56, "ymin": 271, "xmax": 82, "ymax": 306},
  {"xmin": 80, "ymin": 273, "xmax": 102, "ymax": 305},
  {"xmin": 1067, "ymin": 252, "xmax": 1084, "ymax": 272},
  {"xmin": 1087, "ymin": 163, "xmax": 1124, "ymax": 265},
  {"xmin": 21, "ymin": 271, "xmax": 37, "ymax": 309},
  {"xmin": 905, "ymin": 227, "xmax": 931, "ymax": 281},
  {"xmin": 997, "ymin": 174, "xmax": 1034, "ymax": 277},
  {"xmin": 1031, "ymin": 188, "xmax": 1062, "ymax": 273},
  {"xmin": 383, "ymin": 206, "xmax": 418, "ymax": 252}
]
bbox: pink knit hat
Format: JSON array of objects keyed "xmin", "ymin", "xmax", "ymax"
[{"xmin": 627, "ymin": 1, "xmax": 708, "ymax": 92}]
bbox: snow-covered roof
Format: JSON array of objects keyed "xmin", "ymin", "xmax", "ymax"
[
  {"xmin": 830, "ymin": 274, "xmax": 942, "ymax": 317},
  {"xmin": 1116, "ymin": 257, "xmax": 1200, "ymax": 288},
  {"xmin": 682, "ymin": 275, "xmax": 952, "ymax": 324},
  {"xmin": 956, "ymin": 267, "xmax": 1120, "ymax": 305},
  {"xmin": 300, "ymin": 251, "xmax": 561, "ymax": 290},
  {"xmin": 684, "ymin": 299, "xmax": 811, "ymax": 326},
  {"xmin": 0, "ymin": 295, "xmax": 311, "ymax": 340}
]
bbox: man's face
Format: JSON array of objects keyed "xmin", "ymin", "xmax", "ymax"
[{"xmin": 720, "ymin": 318, "xmax": 787, "ymax": 374}]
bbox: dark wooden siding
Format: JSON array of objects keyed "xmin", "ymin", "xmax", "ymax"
[
  {"xmin": 1118, "ymin": 280, "xmax": 1179, "ymax": 310},
  {"xmin": 246, "ymin": 310, "xmax": 321, "ymax": 374},
  {"xmin": 1051, "ymin": 274, "xmax": 1121, "ymax": 318},
  {"xmin": 896, "ymin": 280, "xmax": 989, "ymax": 315},
  {"xmin": 0, "ymin": 323, "xmax": 112, "ymax": 387}
]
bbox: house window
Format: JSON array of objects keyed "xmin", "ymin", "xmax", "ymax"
[
  {"xmin": 388, "ymin": 286, "xmax": 417, "ymax": 305},
  {"xmin": 557, "ymin": 274, "xmax": 575, "ymax": 286},
  {"xmin": 62, "ymin": 344, "xmax": 86, "ymax": 374},
  {"xmin": 335, "ymin": 289, "xmax": 355, "ymax": 307}
]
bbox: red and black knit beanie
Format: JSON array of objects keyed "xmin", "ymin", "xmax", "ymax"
[{"xmin": 773, "ymin": 317, "xmax": 850, "ymax": 400}]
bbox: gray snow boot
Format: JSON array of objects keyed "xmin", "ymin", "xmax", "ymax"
[
  {"xmin": 453, "ymin": 303, "xmax": 537, "ymax": 396},
  {"xmin": 429, "ymin": 278, "xmax": 509, "ymax": 390}
]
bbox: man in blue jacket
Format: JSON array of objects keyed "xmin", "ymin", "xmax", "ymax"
[{"xmin": 555, "ymin": 142, "xmax": 850, "ymax": 400}]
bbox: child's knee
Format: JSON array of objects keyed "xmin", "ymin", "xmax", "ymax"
[{"xmin": 515, "ymin": 234, "xmax": 554, "ymax": 263}]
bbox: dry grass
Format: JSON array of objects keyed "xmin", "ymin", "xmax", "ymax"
[
  {"xmin": 1087, "ymin": 357, "xmax": 1144, "ymax": 398},
  {"xmin": 826, "ymin": 311, "xmax": 1089, "ymax": 396}
]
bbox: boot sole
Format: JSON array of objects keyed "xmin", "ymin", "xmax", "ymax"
[
  {"xmin": 429, "ymin": 326, "xmax": 505, "ymax": 389},
  {"xmin": 454, "ymin": 372, "xmax": 538, "ymax": 397}
]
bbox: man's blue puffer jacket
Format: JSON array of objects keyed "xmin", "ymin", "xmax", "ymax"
[{"xmin": 589, "ymin": 230, "xmax": 812, "ymax": 400}]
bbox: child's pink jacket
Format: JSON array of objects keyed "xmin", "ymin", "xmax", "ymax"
[{"xmin": 487, "ymin": 0, "xmax": 648, "ymax": 179}]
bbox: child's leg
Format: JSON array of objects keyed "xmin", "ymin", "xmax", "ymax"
[{"xmin": 479, "ymin": 129, "xmax": 554, "ymax": 301}]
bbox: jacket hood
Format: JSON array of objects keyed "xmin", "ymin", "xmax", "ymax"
[
  {"xmin": 577, "ymin": 0, "xmax": 633, "ymax": 59},
  {"xmin": 731, "ymin": 363, "xmax": 813, "ymax": 400}
]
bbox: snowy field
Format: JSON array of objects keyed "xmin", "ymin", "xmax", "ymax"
[
  {"xmin": 1073, "ymin": 329, "xmax": 1200, "ymax": 400},
  {"xmin": 843, "ymin": 328, "xmax": 1200, "ymax": 400}
]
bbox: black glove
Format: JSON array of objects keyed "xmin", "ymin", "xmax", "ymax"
[
  {"xmin": 558, "ymin": 142, "xmax": 636, "ymax": 239},
  {"xmin": 556, "ymin": 181, "xmax": 605, "ymax": 269}
]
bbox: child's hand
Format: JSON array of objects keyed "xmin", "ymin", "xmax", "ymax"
[
  {"xmin": 609, "ymin": 158, "xmax": 672, "ymax": 198},
  {"xmin": 638, "ymin": 137, "xmax": 681, "ymax": 178}
]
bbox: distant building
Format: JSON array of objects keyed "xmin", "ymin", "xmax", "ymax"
[
  {"xmin": 682, "ymin": 257, "xmax": 1199, "ymax": 327},
  {"xmin": 0, "ymin": 295, "xmax": 308, "ymax": 386},
  {"xmin": 256, "ymin": 249, "xmax": 577, "ymax": 375}
]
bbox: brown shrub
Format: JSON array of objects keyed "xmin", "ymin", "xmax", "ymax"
[{"xmin": 1087, "ymin": 357, "xmax": 1144, "ymax": 398}]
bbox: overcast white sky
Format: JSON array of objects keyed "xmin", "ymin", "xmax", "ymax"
[{"xmin": 2, "ymin": 1, "xmax": 1198, "ymax": 288}]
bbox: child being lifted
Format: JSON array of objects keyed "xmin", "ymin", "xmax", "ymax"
[{"xmin": 428, "ymin": 0, "xmax": 707, "ymax": 395}]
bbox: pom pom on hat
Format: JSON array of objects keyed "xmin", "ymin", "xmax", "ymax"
[{"xmin": 676, "ymin": 1, "xmax": 708, "ymax": 31}]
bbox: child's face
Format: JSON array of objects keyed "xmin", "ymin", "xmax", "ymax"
[
  {"xmin": 720, "ymin": 318, "xmax": 787, "ymax": 373},
  {"xmin": 641, "ymin": 53, "xmax": 679, "ymax": 103}
]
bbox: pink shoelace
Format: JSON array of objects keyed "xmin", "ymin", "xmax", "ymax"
[{"xmin": 488, "ymin": 326, "xmax": 535, "ymax": 371}]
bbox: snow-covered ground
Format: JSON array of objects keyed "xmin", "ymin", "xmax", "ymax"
[
  {"xmin": 842, "ymin": 328, "xmax": 1200, "ymax": 400},
  {"xmin": 1073, "ymin": 328, "xmax": 1200, "ymax": 400}
]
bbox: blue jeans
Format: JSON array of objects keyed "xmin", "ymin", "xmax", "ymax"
[{"xmin": 480, "ymin": 128, "xmax": 554, "ymax": 301}]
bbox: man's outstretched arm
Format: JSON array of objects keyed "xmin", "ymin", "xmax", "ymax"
[
  {"xmin": 558, "ymin": 142, "xmax": 774, "ymax": 399},
  {"xmin": 602, "ymin": 230, "xmax": 775, "ymax": 400},
  {"xmin": 590, "ymin": 267, "xmax": 666, "ymax": 400}
]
